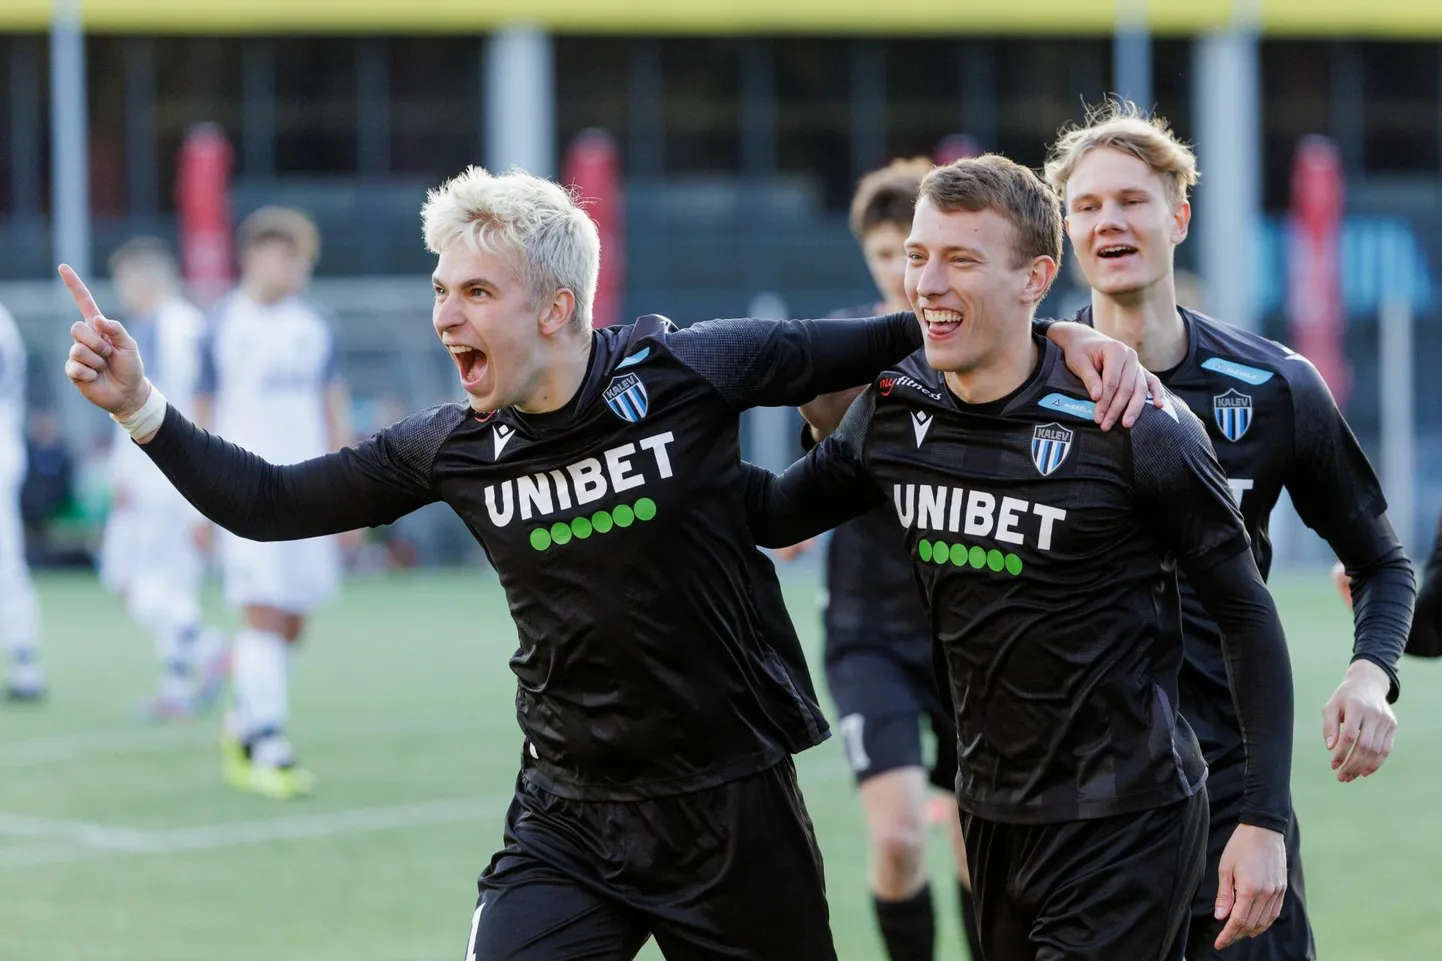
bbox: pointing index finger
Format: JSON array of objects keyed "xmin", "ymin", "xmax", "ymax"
[{"xmin": 57, "ymin": 265, "xmax": 104, "ymax": 325}]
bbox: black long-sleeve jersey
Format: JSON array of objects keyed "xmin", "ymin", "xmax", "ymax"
[
  {"xmin": 817, "ymin": 305, "xmax": 933, "ymax": 661},
  {"xmin": 1063, "ymin": 307, "xmax": 1415, "ymax": 791},
  {"xmin": 138, "ymin": 312, "xmax": 922, "ymax": 801},
  {"xmin": 1406, "ymin": 506, "xmax": 1442, "ymax": 658},
  {"xmin": 742, "ymin": 338, "xmax": 1295, "ymax": 831}
]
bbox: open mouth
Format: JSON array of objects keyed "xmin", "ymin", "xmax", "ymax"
[
  {"xmin": 921, "ymin": 308, "xmax": 964, "ymax": 339},
  {"xmin": 447, "ymin": 344, "xmax": 489, "ymax": 390},
  {"xmin": 1097, "ymin": 244, "xmax": 1138, "ymax": 261}
]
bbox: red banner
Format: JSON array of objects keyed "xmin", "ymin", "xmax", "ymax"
[
  {"xmin": 563, "ymin": 129, "xmax": 625, "ymax": 328},
  {"xmin": 1287, "ymin": 135, "xmax": 1349, "ymax": 408},
  {"xmin": 175, "ymin": 123, "xmax": 235, "ymax": 309}
]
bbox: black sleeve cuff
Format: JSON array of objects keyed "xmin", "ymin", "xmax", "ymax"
[
  {"xmin": 1031, "ymin": 316, "xmax": 1059, "ymax": 336},
  {"xmin": 1237, "ymin": 807, "xmax": 1291, "ymax": 835},
  {"xmin": 1350, "ymin": 652, "xmax": 1401, "ymax": 703}
]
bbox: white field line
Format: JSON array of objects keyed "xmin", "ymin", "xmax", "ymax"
[
  {"xmin": 0, "ymin": 813, "xmax": 155, "ymax": 849},
  {"xmin": 0, "ymin": 715, "xmax": 479, "ymax": 769},
  {"xmin": 0, "ymin": 793, "xmax": 512, "ymax": 869},
  {"xmin": 0, "ymin": 756, "xmax": 851, "ymax": 870},
  {"xmin": 0, "ymin": 727, "xmax": 207, "ymax": 768}
]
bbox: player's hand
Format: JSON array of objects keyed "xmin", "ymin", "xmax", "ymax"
[
  {"xmin": 1045, "ymin": 321, "xmax": 1165, "ymax": 430},
  {"xmin": 1331, "ymin": 561, "xmax": 1354, "ymax": 610},
  {"xmin": 1322, "ymin": 659, "xmax": 1396, "ymax": 782},
  {"xmin": 191, "ymin": 522, "xmax": 213, "ymax": 554},
  {"xmin": 1214, "ymin": 824, "xmax": 1287, "ymax": 950},
  {"xmin": 772, "ymin": 537, "xmax": 818, "ymax": 562},
  {"xmin": 59, "ymin": 265, "xmax": 150, "ymax": 417}
]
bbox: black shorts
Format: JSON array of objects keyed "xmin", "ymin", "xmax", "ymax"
[
  {"xmin": 467, "ymin": 758, "xmax": 836, "ymax": 961},
  {"xmin": 962, "ymin": 788, "xmax": 1209, "ymax": 961},
  {"xmin": 1185, "ymin": 775, "xmax": 1315, "ymax": 960},
  {"xmin": 825, "ymin": 644, "xmax": 956, "ymax": 790}
]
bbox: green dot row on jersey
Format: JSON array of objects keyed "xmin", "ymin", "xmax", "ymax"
[
  {"xmin": 529, "ymin": 498, "xmax": 659, "ymax": 551},
  {"xmin": 917, "ymin": 539, "xmax": 1024, "ymax": 576}
]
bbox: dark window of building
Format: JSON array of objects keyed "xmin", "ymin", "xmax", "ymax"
[
  {"xmin": 885, "ymin": 39, "xmax": 963, "ymax": 166},
  {"xmin": 994, "ymin": 39, "xmax": 1109, "ymax": 171},
  {"xmin": 272, "ymin": 38, "xmax": 358, "ymax": 175},
  {"xmin": 152, "ymin": 37, "xmax": 244, "ymax": 196},
  {"xmin": 660, "ymin": 39, "xmax": 740, "ymax": 173},
  {"xmin": 554, "ymin": 37, "xmax": 630, "ymax": 172},
  {"xmin": 1260, "ymin": 40, "xmax": 1332, "ymax": 209},
  {"xmin": 390, "ymin": 38, "xmax": 484, "ymax": 179},
  {"xmin": 1360, "ymin": 42, "xmax": 1439, "ymax": 175},
  {"xmin": 775, "ymin": 38, "xmax": 851, "ymax": 209}
]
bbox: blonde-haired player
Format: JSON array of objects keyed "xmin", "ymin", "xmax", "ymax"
[{"xmin": 1044, "ymin": 97, "xmax": 1414, "ymax": 959}]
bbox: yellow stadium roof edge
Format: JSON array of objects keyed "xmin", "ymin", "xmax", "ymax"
[{"xmin": 5, "ymin": 0, "xmax": 1442, "ymax": 36}]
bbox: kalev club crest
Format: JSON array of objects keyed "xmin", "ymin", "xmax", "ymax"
[
  {"xmin": 1030, "ymin": 422, "xmax": 1073, "ymax": 476},
  {"xmin": 604, "ymin": 373, "xmax": 649, "ymax": 423},
  {"xmin": 1212, "ymin": 388, "xmax": 1252, "ymax": 442}
]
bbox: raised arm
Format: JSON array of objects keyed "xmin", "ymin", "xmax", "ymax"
[
  {"xmin": 1131, "ymin": 398, "xmax": 1292, "ymax": 951},
  {"xmin": 139, "ymin": 404, "xmax": 448, "ymax": 540},
  {"xmin": 60, "ymin": 264, "xmax": 445, "ymax": 542},
  {"xmin": 668, "ymin": 312, "xmax": 920, "ymax": 410},
  {"xmin": 796, "ymin": 318, "xmax": 1163, "ymax": 441},
  {"xmin": 741, "ymin": 389, "xmax": 888, "ymax": 546}
]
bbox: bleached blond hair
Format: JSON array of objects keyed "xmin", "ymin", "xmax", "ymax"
[
  {"xmin": 422, "ymin": 166, "xmax": 600, "ymax": 330},
  {"xmin": 1044, "ymin": 97, "xmax": 1200, "ymax": 207}
]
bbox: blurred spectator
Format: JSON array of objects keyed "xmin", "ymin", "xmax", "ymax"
[{"xmin": 19, "ymin": 409, "xmax": 76, "ymax": 561}]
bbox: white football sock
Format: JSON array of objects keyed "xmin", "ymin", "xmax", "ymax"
[
  {"xmin": 0, "ymin": 555, "xmax": 41, "ymax": 689},
  {"xmin": 232, "ymin": 628, "xmax": 289, "ymax": 749}
]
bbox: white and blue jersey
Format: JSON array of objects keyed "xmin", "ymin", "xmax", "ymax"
[
  {"xmin": 110, "ymin": 298, "xmax": 207, "ymax": 503},
  {"xmin": 200, "ymin": 291, "xmax": 345, "ymax": 613},
  {"xmin": 201, "ymin": 292, "xmax": 341, "ymax": 466}
]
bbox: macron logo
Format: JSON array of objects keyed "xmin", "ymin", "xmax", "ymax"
[
  {"xmin": 911, "ymin": 412, "xmax": 933, "ymax": 447},
  {"xmin": 493, "ymin": 425, "xmax": 515, "ymax": 458},
  {"xmin": 618, "ymin": 347, "xmax": 650, "ymax": 369}
]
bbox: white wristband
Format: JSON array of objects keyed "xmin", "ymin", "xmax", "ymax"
[{"xmin": 112, "ymin": 384, "xmax": 168, "ymax": 440}]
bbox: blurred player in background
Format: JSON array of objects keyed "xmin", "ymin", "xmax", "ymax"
[
  {"xmin": 0, "ymin": 298, "xmax": 43, "ymax": 702},
  {"xmin": 100, "ymin": 238, "xmax": 227, "ymax": 718},
  {"xmin": 1044, "ymin": 98, "xmax": 1416, "ymax": 959},
  {"xmin": 778, "ymin": 157, "xmax": 984, "ymax": 961},
  {"xmin": 197, "ymin": 207, "xmax": 353, "ymax": 799}
]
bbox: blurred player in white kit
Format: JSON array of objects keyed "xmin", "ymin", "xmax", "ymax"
[
  {"xmin": 101, "ymin": 238, "xmax": 227, "ymax": 718},
  {"xmin": 0, "ymin": 300, "xmax": 43, "ymax": 702},
  {"xmin": 198, "ymin": 207, "xmax": 353, "ymax": 799}
]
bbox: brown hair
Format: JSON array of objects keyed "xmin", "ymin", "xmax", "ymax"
[
  {"xmin": 108, "ymin": 235, "xmax": 177, "ymax": 278},
  {"xmin": 1045, "ymin": 97, "xmax": 1200, "ymax": 206},
  {"xmin": 918, "ymin": 154, "xmax": 1063, "ymax": 270},
  {"xmin": 237, "ymin": 206, "xmax": 321, "ymax": 262},
  {"xmin": 849, "ymin": 157, "xmax": 931, "ymax": 239}
]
